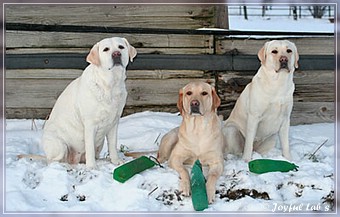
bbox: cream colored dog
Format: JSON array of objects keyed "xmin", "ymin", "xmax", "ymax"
[
  {"xmin": 157, "ymin": 81, "xmax": 224, "ymax": 204},
  {"xmin": 41, "ymin": 37, "xmax": 137, "ymax": 169},
  {"xmin": 223, "ymin": 40, "xmax": 299, "ymax": 161}
]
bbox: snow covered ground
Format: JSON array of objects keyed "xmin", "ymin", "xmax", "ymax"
[
  {"xmin": 229, "ymin": 15, "xmax": 334, "ymax": 33},
  {"xmin": 5, "ymin": 111, "xmax": 335, "ymax": 213},
  {"xmin": 228, "ymin": 6, "xmax": 335, "ymax": 33}
]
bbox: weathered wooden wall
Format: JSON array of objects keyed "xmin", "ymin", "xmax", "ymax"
[
  {"xmin": 5, "ymin": 5, "xmax": 335, "ymax": 125},
  {"xmin": 5, "ymin": 5, "xmax": 219, "ymax": 119},
  {"xmin": 5, "ymin": 5, "xmax": 218, "ymax": 29}
]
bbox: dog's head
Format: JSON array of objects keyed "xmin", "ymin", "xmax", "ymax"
[
  {"xmin": 177, "ymin": 81, "xmax": 221, "ymax": 116},
  {"xmin": 257, "ymin": 40, "xmax": 299, "ymax": 73},
  {"xmin": 86, "ymin": 37, "xmax": 137, "ymax": 70}
]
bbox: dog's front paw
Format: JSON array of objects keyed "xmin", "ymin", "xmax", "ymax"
[
  {"xmin": 86, "ymin": 161, "xmax": 98, "ymax": 170},
  {"xmin": 242, "ymin": 153, "xmax": 252, "ymax": 162},
  {"xmin": 179, "ymin": 179, "xmax": 191, "ymax": 197},
  {"xmin": 110, "ymin": 157, "xmax": 123, "ymax": 165},
  {"xmin": 283, "ymin": 152, "xmax": 291, "ymax": 161},
  {"xmin": 206, "ymin": 185, "xmax": 216, "ymax": 204}
]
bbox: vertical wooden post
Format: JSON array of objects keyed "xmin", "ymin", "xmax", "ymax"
[
  {"xmin": 214, "ymin": 5, "xmax": 228, "ymax": 99},
  {"xmin": 215, "ymin": 5, "xmax": 229, "ymax": 29}
]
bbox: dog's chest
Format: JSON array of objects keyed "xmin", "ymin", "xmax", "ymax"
[
  {"xmin": 180, "ymin": 118, "xmax": 223, "ymax": 155},
  {"xmin": 256, "ymin": 98, "xmax": 292, "ymax": 137},
  {"xmin": 98, "ymin": 86, "xmax": 127, "ymax": 117}
]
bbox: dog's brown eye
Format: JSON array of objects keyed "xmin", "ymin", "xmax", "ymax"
[
  {"xmin": 186, "ymin": 91, "xmax": 192, "ymax": 96},
  {"xmin": 271, "ymin": 50, "xmax": 278, "ymax": 54},
  {"xmin": 201, "ymin": 91, "xmax": 208, "ymax": 96},
  {"xmin": 287, "ymin": 49, "xmax": 292, "ymax": 53},
  {"xmin": 119, "ymin": 45, "xmax": 125, "ymax": 49},
  {"xmin": 103, "ymin": 47, "xmax": 110, "ymax": 52}
]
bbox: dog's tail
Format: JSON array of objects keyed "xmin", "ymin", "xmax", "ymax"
[
  {"xmin": 17, "ymin": 154, "xmax": 47, "ymax": 161},
  {"xmin": 18, "ymin": 152, "xmax": 158, "ymax": 161},
  {"xmin": 124, "ymin": 151, "xmax": 157, "ymax": 158}
]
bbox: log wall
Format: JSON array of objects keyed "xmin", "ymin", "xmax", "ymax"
[{"xmin": 5, "ymin": 4, "xmax": 335, "ymax": 125}]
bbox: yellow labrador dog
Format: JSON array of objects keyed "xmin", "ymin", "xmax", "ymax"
[
  {"xmin": 40, "ymin": 37, "xmax": 137, "ymax": 169},
  {"xmin": 223, "ymin": 40, "xmax": 299, "ymax": 162},
  {"xmin": 157, "ymin": 81, "xmax": 224, "ymax": 204}
]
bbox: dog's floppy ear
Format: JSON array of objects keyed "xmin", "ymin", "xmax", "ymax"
[
  {"xmin": 86, "ymin": 42, "xmax": 100, "ymax": 66},
  {"xmin": 294, "ymin": 45, "xmax": 299, "ymax": 69},
  {"xmin": 122, "ymin": 38, "xmax": 137, "ymax": 62},
  {"xmin": 177, "ymin": 88, "xmax": 184, "ymax": 115},
  {"xmin": 257, "ymin": 42, "xmax": 268, "ymax": 65},
  {"xmin": 211, "ymin": 87, "xmax": 221, "ymax": 111}
]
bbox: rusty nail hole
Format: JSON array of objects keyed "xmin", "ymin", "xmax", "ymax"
[{"xmin": 321, "ymin": 107, "xmax": 327, "ymax": 112}]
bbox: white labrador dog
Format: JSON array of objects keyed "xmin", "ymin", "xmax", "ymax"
[
  {"xmin": 41, "ymin": 37, "xmax": 137, "ymax": 169},
  {"xmin": 223, "ymin": 40, "xmax": 299, "ymax": 161}
]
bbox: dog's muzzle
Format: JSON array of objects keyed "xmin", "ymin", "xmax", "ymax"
[
  {"xmin": 279, "ymin": 56, "xmax": 289, "ymax": 71},
  {"xmin": 112, "ymin": 51, "xmax": 122, "ymax": 65},
  {"xmin": 190, "ymin": 100, "xmax": 202, "ymax": 115}
]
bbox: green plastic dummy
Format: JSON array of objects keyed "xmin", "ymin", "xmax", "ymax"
[
  {"xmin": 113, "ymin": 156, "xmax": 158, "ymax": 183},
  {"xmin": 248, "ymin": 159, "xmax": 299, "ymax": 174},
  {"xmin": 190, "ymin": 160, "xmax": 208, "ymax": 211}
]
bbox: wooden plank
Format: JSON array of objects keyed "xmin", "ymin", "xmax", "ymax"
[
  {"xmin": 6, "ymin": 31, "xmax": 214, "ymax": 51},
  {"xmin": 5, "ymin": 5, "xmax": 216, "ymax": 29},
  {"xmin": 218, "ymin": 101, "xmax": 334, "ymax": 126},
  {"xmin": 5, "ymin": 5, "xmax": 215, "ymax": 19},
  {"xmin": 6, "ymin": 101, "xmax": 334, "ymax": 125},
  {"xmin": 294, "ymin": 70, "xmax": 334, "ymax": 102},
  {"xmin": 6, "ymin": 53, "xmax": 333, "ymax": 71},
  {"xmin": 217, "ymin": 70, "xmax": 334, "ymax": 103},
  {"xmin": 219, "ymin": 70, "xmax": 335, "ymax": 87},
  {"xmin": 6, "ymin": 108, "xmax": 52, "ymax": 119},
  {"xmin": 6, "ymin": 47, "xmax": 214, "ymax": 55},
  {"xmin": 5, "ymin": 53, "xmax": 234, "ymax": 71},
  {"xmin": 126, "ymin": 78, "xmax": 214, "ymax": 105},
  {"xmin": 232, "ymin": 55, "xmax": 334, "ymax": 71},
  {"xmin": 6, "ymin": 106, "xmax": 181, "ymax": 120},
  {"xmin": 122, "ymin": 105, "xmax": 179, "ymax": 117},
  {"xmin": 6, "ymin": 79, "xmax": 73, "ymax": 108},
  {"xmin": 6, "ymin": 69, "xmax": 83, "ymax": 79},
  {"xmin": 6, "ymin": 78, "xmax": 214, "ymax": 108},
  {"xmin": 289, "ymin": 102, "xmax": 334, "ymax": 125},
  {"xmin": 218, "ymin": 70, "xmax": 335, "ymax": 86},
  {"xmin": 128, "ymin": 70, "xmax": 207, "ymax": 79},
  {"xmin": 216, "ymin": 37, "xmax": 334, "ymax": 55},
  {"xmin": 294, "ymin": 70, "xmax": 334, "ymax": 84},
  {"xmin": 6, "ymin": 69, "xmax": 205, "ymax": 80},
  {"xmin": 294, "ymin": 85, "xmax": 334, "ymax": 102}
]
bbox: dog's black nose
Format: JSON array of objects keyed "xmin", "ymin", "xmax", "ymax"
[
  {"xmin": 279, "ymin": 56, "xmax": 288, "ymax": 68},
  {"xmin": 191, "ymin": 100, "xmax": 200, "ymax": 107},
  {"xmin": 112, "ymin": 51, "xmax": 122, "ymax": 65},
  {"xmin": 190, "ymin": 100, "xmax": 201, "ymax": 114},
  {"xmin": 280, "ymin": 56, "xmax": 288, "ymax": 63},
  {"xmin": 112, "ymin": 51, "xmax": 121, "ymax": 58}
]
